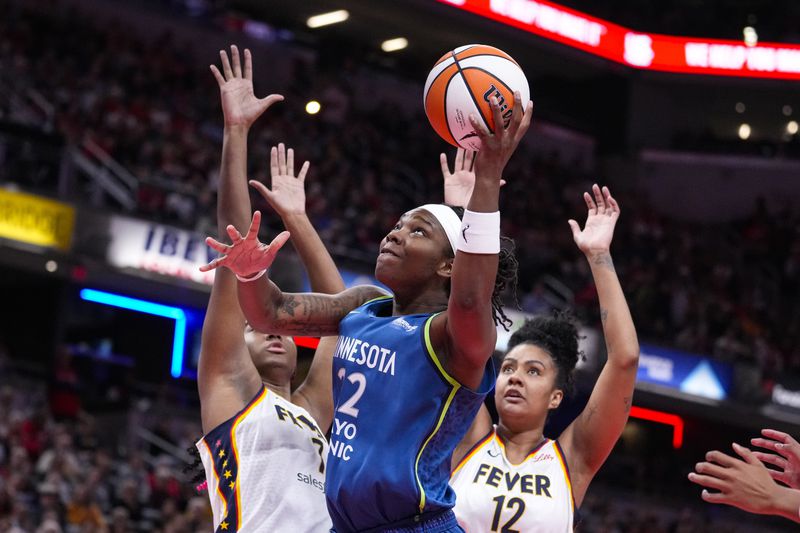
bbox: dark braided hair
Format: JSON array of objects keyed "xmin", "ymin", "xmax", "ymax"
[
  {"xmin": 184, "ymin": 445, "xmax": 207, "ymax": 490},
  {"xmin": 445, "ymin": 205, "xmax": 519, "ymax": 332},
  {"xmin": 506, "ymin": 310, "xmax": 584, "ymax": 395}
]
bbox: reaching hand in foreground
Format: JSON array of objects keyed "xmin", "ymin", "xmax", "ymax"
[
  {"xmin": 569, "ymin": 184, "xmax": 620, "ymax": 256},
  {"xmin": 250, "ymin": 143, "xmax": 310, "ymax": 218},
  {"xmin": 200, "ymin": 211, "xmax": 290, "ymax": 278},
  {"xmin": 751, "ymin": 428, "xmax": 800, "ymax": 489}
]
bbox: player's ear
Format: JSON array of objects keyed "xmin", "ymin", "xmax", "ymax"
[
  {"xmin": 436, "ymin": 257, "xmax": 454, "ymax": 279},
  {"xmin": 549, "ymin": 389, "xmax": 563, "ymax": 410}
]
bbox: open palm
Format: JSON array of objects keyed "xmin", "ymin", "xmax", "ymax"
[
  {"xmin": 250, "ymin": 143, "xmax": 310, "ymax": 218},
  {"xmin": 568, "ymin": 184, "xmax": 620, "ymax": 255},
  {"xmin": 211, "ymin": 45, "xmax": 283, "ymax": 128},
  {"xmin": 200, "ymin": 211, "xmax": 289, "ymax": 277}
]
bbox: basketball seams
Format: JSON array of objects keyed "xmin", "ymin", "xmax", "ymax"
[
  {"xmin": 462, "ymin": 65, "xmax": 516, "ymax": 97},
  {"xmin": 441, "ymin": 74, "xmax": 460, "ymax": 147},
  {"xmin": 450, "ymin": 51, "xmax": 492, "ymax": 134},
  {"xmin": 454, "ymin": 52, "xmax": 520, "ymax": 66}
]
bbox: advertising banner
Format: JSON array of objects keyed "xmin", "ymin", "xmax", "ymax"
[
  {"xmin": 638, "ymin": 344, "xmax": 733, "ymax": 400},
  {"xmin": 106, "ymin": 215, "xmax": 215, "ymax": 285},
  {"xmin": 437, "ymin": 0, "xmax": 800, "ymax": 80},
  {"xmin": 0, "ymin": 188, "xmax": 75, "ymax": 251}
]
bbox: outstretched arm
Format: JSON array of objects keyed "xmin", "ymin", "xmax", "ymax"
[
  {"xmin": 689, "ymin": 443, "xmax": 800, "ymax": 524},
  {"xmin": 434, "ymin": 92, "xmax": 532, "ymax": 389},
  {"xmin": 198, "ymin": 46, "xmax": 283, "ymax": 434},
  {"xmin": 201, "ymin": 212, "xmax": 382, "ymax": 336},
  {"xmin": 558, "ymin": 185, "xmax": 639, "ymax": 507},
  {"xmin": 250, "ymin": 143, "xmax": 349, "ymax": 431}
]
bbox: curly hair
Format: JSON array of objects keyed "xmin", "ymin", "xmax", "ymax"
[
  {"xmin": 445, "ymin": 205, "xmax": 519, "ymax": 332},
  {"xmin": 506, "ymin": 311, "xmax": 583, "ymax": 394}
]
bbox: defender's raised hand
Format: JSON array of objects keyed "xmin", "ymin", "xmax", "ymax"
[
  {"xmin": 441, "ymin": 148, "xmax": 507, "ymax": 208},
  {"xmin": 210, "ymin": 45, "xmax": 283, "ymax": 129},
  {"xmin": 751, "ymin": 429, "xmax": 800, "ymax": 489},
  {"xmin": 200, "ymin": 211, "xmax": 289, "ymax": 277},
  {"xmin": 249, "ymin": 143, "xmax": 310, "ymax": 218},
  {"xmin": 568, "ymin": 184, "xmax": 620, "ymax": 256}
]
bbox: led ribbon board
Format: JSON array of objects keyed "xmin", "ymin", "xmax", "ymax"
[
  {"xmin": 80, "ymin": 289, "xmax": 187, "ymax": 378},
  {"xmin": 437, "ymin": 0, "xmax": 800, "ymax": 80}
]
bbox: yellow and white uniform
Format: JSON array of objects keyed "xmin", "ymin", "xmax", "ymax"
[
  {"xmin": 451, "ymin": 427, "xmax": 575, "ymax": 533},
  {"xmin": 196, "ymin": 386, "xmax": 331, "ymax": 532}
]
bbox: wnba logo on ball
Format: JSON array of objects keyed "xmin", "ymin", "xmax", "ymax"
[{"xmin": 482, "ymin": 85, "xmax": 513, "ymax": 127}]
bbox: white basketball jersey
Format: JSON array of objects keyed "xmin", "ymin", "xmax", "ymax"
[
  {"xmin": 451, "ymin": 428, "xmax": 574, "ymax": 533},
  {"xmin": 196, "ymin": 386, "xmax": 331, "ymax": 532}
]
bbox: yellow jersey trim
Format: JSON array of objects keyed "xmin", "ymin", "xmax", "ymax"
[
  {"xmin": 553, "ymin": 441, "xmax": 576, "ymax": 512},
  {"xmin": 201, "ymin": 439, "xmax": 228, "ymax": 520},
  {"xmin": 230, "ymin": 386, "xmax": 269, "ymax": 527},
  {"xmin": 414, "ymin": 314, "xmax": 461, "ymax": 513}
]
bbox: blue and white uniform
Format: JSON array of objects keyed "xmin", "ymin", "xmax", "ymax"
[{"xmin": 326, "ymin": 296, "xmax": 495, "ymax": 532}]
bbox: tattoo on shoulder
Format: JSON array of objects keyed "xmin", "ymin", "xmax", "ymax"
[{"xmin": 592, "ymin": 253, "xmax": 616, "ymax": 272}]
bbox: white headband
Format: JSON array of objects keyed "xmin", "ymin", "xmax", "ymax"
[{"xmin": 418, "ymin": 204, "xmax": 462, "ymax": 254}]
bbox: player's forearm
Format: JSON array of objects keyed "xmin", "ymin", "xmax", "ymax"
[
  {"xmin": 587, "ymin": 251, "xmax": 639, "ymax": 369},
  {"xmin": 281, "ymin": 213, "xmax": 345, "ymax": 295},
  {"xmin": 217, "ymin": 125, "xmax": 252, "ymax": 235}
]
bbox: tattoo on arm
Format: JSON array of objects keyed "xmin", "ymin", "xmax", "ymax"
[
  {"xmin": 600, "ymin": 308, "xmax": 609, "ymax": 324},
  {"xmin": 592, "ymin": 253, "xmax": 616, "ymax": 272},
  {"xmin": 623, "ymin": 396, "xmax": 632, "ymax": 414},
  {"xmin": 272, "ymin": 286, "xmax": 384, "ymax": 334},
  {"xmin": 280, "ymin": 295, "xmax": 300, "ymax": 317}
]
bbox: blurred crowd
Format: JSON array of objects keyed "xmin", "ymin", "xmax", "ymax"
[
  {"xmin": 0, "ymin": 0, "xmax": 798, "ymax": 392},
  {"xmin": 0, "ymin": 365, "xmax": 210, "ymax": 532}
]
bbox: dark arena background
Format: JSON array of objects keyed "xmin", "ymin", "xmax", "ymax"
[{"xmin": 2, "ymin": 0, "xmax": 800, "ymax": 531}]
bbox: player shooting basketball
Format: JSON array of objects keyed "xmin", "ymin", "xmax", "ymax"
[{"xmin": 200, "ymin": 93, "xmax": 532, "ymax": 532}]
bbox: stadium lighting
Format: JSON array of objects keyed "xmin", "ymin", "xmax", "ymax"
[
  {"xmin": 738, "ymin": 123, "xmax": 751, "ymax": 140},
  {"xmin": 45, "ymin": 260, "xmax": 58, "ymax": 272},
  {"xmin": 80, "ymin": 289, "xmax": 187, "ymax": 379},
  {"xmin": 783, "ymin": 105, "xmax": 793, "ymax": 116},
  {"xmin": 629, "ymin": 406, "xmax": 685, "ymax": 448},
  {"xmin": 381, "ymin": 37, "xmax": 409, "ymax": 53},
  {"xmin": 306, "ymin": 10, "xmax": 349, "ymax": 28},
  {"xmin": 305, "ymin": 100, "xmax": 321, "ymax": 115},
  {"xmin": 788, "ymin": 121, "xmax": 799, "ymax": 135},
  {"xmin": 743, "ymin": 26, "xmax": 758, "ymax": 47},
  {"xmin": 735, "ymin": 102, "xmax": 745, "ymax": 114}
]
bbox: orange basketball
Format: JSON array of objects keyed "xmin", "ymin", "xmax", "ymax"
[{"xmin": 423, "ymin": 44, "xmax": 530, "ymax": 151}]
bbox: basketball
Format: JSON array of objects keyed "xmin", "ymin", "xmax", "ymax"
[{"xmin": 423, "ymin": 44, "xmax": 530, "ymax": 151}]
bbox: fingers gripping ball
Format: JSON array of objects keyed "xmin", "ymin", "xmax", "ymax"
[{"xmin": 424, "ymin": 44, "xmax": 530, "ymax": 151}]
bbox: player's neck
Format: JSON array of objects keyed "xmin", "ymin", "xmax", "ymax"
[
  {"xmin": 391, "ymin": 285, "xmax": 448, "ymax": 316},
  {"xmin": 496, "ymin": 423, "xmax": 546, "ymax": 463},
  {"xmin": 262, "ymin": 379, "xmax": 291, "ymax": 402}
]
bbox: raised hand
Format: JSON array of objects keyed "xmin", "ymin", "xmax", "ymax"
[
  {"xmin": 210, "ymin": 45, "xmax": 283, "ymax": 129},
  {"xmin": 751, "ymin": 429, "xmax": 800, "ymax": 489},
  {"xmin": 441, "ymin": 148, "xmax": 507, "ymax": 208},
  {"xmin": 689, "ymin": 443, "xmax": 786, "ymax": 516},
  {"xmin": 249, "ymin": 143, "xmax": 310, "ymax": 218},
  {"xmin": 469, "ymin": 91, "xmax": 533, "ymax": 181},
  {"xmin": 200, "ymin": 211, "xmax": 290, "ymax": 277},
  {"xmin": 568, "ymin": 184, "xmax": 620, "ymax": 256}
]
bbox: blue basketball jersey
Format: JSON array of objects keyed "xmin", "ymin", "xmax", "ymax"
[{"xmin": 326, "ymin": 296, "xmax": 495, "ymax": 532}]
